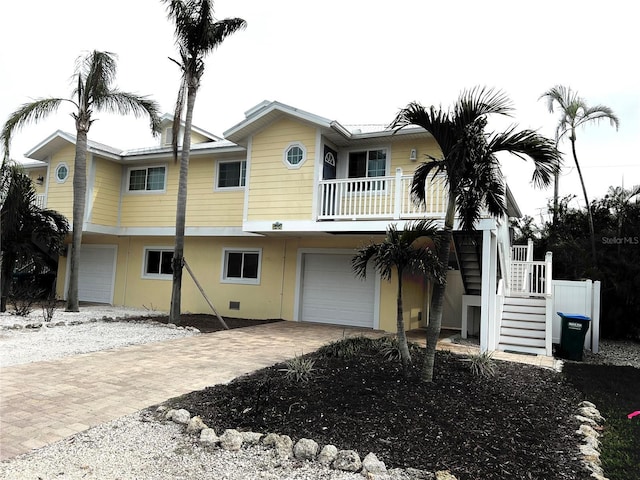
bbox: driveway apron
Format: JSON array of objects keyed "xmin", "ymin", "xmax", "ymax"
[{"xmin": 0, "ymin": 321, "xmax": 380, "ymax": 461}]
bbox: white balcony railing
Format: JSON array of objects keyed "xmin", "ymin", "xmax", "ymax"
[
  {"xmin": 318, "ymin": 168, "xmax": 448, "ymax": 221},
  {"xmin": 509, "ymin": 250, "xmax": 553, "ymax": 297},
  {"xmin": 35, "ymin": 194, "xmax": 46, "ymax": 209}
]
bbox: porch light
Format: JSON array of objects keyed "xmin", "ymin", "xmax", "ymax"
[
  {"xmin": 410, "ymin": 148, "xmax": 417, "ymax": 161},
  {"xmin": 36, "ymin": 176, "xmax": 44, "ymax": 185}
]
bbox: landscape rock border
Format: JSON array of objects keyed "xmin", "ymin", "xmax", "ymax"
[
  {"xmin": 1, "ymin": 316, "xmax": 200, "ymax": 333},
  {"xmin": 156, "ymin": 405, "xmax": 459, "ymax": 480},
  {"xmin": 575, "ymin": 400, "xmax": 609, "ymax": 480}
]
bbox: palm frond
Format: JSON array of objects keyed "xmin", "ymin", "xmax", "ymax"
[
  {"xmin": 488, "ymin": 127, "xmax": 560, "ymax": 189},
  {"xmin": 410, "ymin": 159, "xmax": 447, "ymax": 205},
  {"xmin": 352, "ymin": 244, "xmax": 381, "ymax": 280},
  {"xmin": 1, "ymin": 98, "xmax": 70, "ymax": 160},
  {"xmin": 455, "ymin": 86, "xmax": 513, "ymax": 125},
  {"xmin": 94, "ymin": 91, "xmax": 162, "ymax": 134},
  {"xmin": 575, "ymin": 105, "xmax": 620, "ymax": 131}
]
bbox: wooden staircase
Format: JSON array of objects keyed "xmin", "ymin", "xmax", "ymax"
[
  {"xmin": 498, "ymin": 296, "xmax": 547, "ymax": 355},
  {"xmin": 454, "ymin": 233, "xmax": 482, "ymax": 295}
]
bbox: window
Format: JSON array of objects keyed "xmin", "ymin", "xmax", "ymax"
[
  {"xmin": 55, "ymin": 163, "xmax": 69, "ymax": 183},
  {"xmin": 283, "ymin": 143, "xmax": 307, "ymax": 168},
  {"xmin": 128, "ymin": 166, "xmax": 166, "ymax": 192},
  {"xmin": 143, "ymin": 248, "xmax": 173, "ymax": 278},
  {"xmin": 217, "ymin": 160, "xmax": 246, "ymax": 189},
  {"xmin": 222, "ymin": 248, "xmax": 261, "ymax": 284},
  {"xmin": 348, "ymin": 149, "xmax": 387, "ymax": 190}
]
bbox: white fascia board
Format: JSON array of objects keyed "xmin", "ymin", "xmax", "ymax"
[
  {"xmin": 243, "ymin": 219, "xmax": 437, "ymax": 234},
  {"xmin": 83, "ymin": 224, "xmax": 262, "ymax": 237}
]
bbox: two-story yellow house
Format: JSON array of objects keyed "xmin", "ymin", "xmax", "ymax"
[{"xmin": 24, "ymin": 101, "xmax": 552, "ymax": 354}]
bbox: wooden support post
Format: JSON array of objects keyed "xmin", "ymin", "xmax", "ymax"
[{"xmin": 183, "ymin": 258, "xmax": 229, "ymax": 330}]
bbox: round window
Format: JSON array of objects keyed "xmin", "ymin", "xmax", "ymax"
[
  {"xmin": 55, "ymin": 163, "xmax": 69, "ymax": 182},
  {"xmin": 286, "ymin": 145, "xmax": 304, "ymax": 166}
]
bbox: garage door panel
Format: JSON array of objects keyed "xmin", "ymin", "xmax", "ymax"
[
  {"xmin": 73, "ymin": 246, "xmax": 116, "ymax": 304},
  {"xmin": 301, "ymin": 253, "xmax": 375, "ymax": 328}
]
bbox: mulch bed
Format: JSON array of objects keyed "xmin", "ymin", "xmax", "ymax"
[
  {"xmin": 164, "ymin": 331, "xmax": 593, "ymax": 480},
  {"xmin": 140, "ymin": 313, "xmax": 281, "ymax": 333}
]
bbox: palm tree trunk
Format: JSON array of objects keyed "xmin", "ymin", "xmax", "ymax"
[
  {"xmin": 421, "ymin": 195, "xmax": 455, "ymax": 382},
  {"xmin": 0, "ymin": 251, "xmax": 15, "ymax": 312},
  {"xmin": 570, "ymin": 137, "xmax": 597, "ymax": 269},
  {"xmin": 396, "ymin": 269, "xmax": 411, "ymax": 367},
  {"xmin": 169, "ymin": 84, "xmax": 197, "ymax": 324},
  {"xmin": 66, "ymin": 128, "xmax": 88, "ymax": 312}
]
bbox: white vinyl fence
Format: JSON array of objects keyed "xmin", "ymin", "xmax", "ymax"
[{"xmin": 552, "ymin": 279, "xmax": 601, "ymax": 353}]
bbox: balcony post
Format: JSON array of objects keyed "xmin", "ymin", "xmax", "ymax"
[{"xmin": 393, "ymin": 167, "xmax": 402, "ymax": 220}]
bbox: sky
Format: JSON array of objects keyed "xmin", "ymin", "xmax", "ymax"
[{"xmin": 1, "ymin": 0, "xmax": 637, "ymax": 220}]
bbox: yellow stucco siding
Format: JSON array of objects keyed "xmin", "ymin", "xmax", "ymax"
[
  {"xmin": 247, "ymin": 118, "xmax": 316, "ymax": 221},
  {"xmin": 88, "ymin": 157, "xmax": 121, "ymax": 226},
  {"xmin": 46, "ymin": 145, "xmax": 75, "ymax": 220}
]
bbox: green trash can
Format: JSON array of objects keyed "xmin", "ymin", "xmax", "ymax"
[{"xmin": 557, "ymin": 312, "xmax": 591, "ymax": 361}]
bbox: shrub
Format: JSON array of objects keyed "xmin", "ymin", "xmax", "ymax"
[
  {"xmin": 374, "ymin": 336, "xmax": 422, "ymax": 362},
  {"xmin": 316, "ymin": 335, "xmax": 377, "ymax": 359},
  {"xmin": 281, "ymin": 354, "xmax": 316, "ymax": 383},
  {"xmin": 465, "ymin": 351, "xmax": 497, "ymax": 378}
]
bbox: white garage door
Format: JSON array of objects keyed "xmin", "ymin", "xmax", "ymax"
[
  {"xmin": 301, "ymin": 253, "xmax": 376, "ymax": 328},
  {"xmin": 72, "ymin": 246, "xmax": 117, "ymax": 304}
]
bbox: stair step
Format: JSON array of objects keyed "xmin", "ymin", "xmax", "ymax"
[
  {"xmin": 497, "ymin": 343, "xmax": 547, "ymax": 355},
  {"xmin": 501, "ymin": 327, "xmax": 545, "ymax": 339},
  {"xmin": 501, "ymin": 319, "xmax": 545, "ymax": 330},
  {"xmin": 498, "ymin": 335, "xmax": 546, "ymax": 348},
  {"xmin": 503, "ymin": 305, "xmax": 546, "ymax": 315},
  {"xmin": 501, "ymin": 312, "xmax": 546, "ymax": 322},
  {"xmin": 503, "ymin": 297, "xmax": 546, "ymax": 307}
]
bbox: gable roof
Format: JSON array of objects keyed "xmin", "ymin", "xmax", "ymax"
[
  {"xmin": 25, "ymin": 130, "xmax": 123, "ymax": 161},
  {"xmin": 223, "ymin": 100, "xmax": 432, "ymax": 147},
  {"xmin": 160, "ymin": 113, "xmax": 222, "ymax": 142}
]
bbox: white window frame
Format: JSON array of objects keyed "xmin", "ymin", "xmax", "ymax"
[
  {"xmin": 345, "ymin": 147, "xmax": 390, "ymax": 193},
  {"xmin": 141, "ymin": 247, "xmax": 173, "ymax": 279},
  {"xmin": 221, "ymin": 247, "xmax": 262, "ymax": 285},
  {"xmin": 127, "ymin": 165, "xmax": 167, "ymax": 193},
  {"xmin": 215, "ymin": 160, "xmax": 247, "ymax": 191},
  {"xmin": 163, "ymin": 127, "xmax": 173, "ymax": 146},
  {"xmin": 282, "ymin": 142, "xmax": 307, "ymax": 169},
  {"xmin": 55, "ymin": 162, "xmax": 69, "ymax": 183}
]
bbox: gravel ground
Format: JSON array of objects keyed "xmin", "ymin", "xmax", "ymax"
[{"xmin": 1, "ymin": 306, "xmax": 638, "ymax": 479}]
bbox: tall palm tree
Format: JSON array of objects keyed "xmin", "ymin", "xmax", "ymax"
[
  {"xmin": 1, "ymin": 164, "xmax": 69, "ymax": 312},
  {"xmin": 352, "ymin": 220, "xmax": 443, "ymax": 368},
  {"xmin": 540, "ymin": 85, "xmax": 620, "ymax": 269},
  {"xmin": 163, "ymin": 0, "xmax": 246, "ymax": 323},
  {"xmin": 392, "ymin": 87, "xmax": 560, "ymax": 382},
  {"xmin": 1, "ymin": 50, "xmax": 161, "ymax": 312}
]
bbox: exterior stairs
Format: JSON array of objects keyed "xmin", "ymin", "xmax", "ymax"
[
  {"xmin": 498, "ymin": 296, "xmax": 547, "ymax": 355},
  {"xmin": 454, "ymin": 233, "xmax": 482, "ymax": 295}
]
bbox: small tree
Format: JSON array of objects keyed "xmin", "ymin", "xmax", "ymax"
[
  {"xmin": 392, "ymin": 87, "xmax": 560, "ymax": 382},
  {"xmin": 0, "ymin": 164, "xmax": 69, "ymax": 312},
  {"xmin": 352, "ymin": 220, "xmax": 443, "ymax": 368}
]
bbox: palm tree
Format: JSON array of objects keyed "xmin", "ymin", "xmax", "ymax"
[
  {"xmin": 1, "ymin": 50, "xmax": 161, "ymax": 312},
  {"xmin": 1, "ymin": 164, "xmax": 69, "ymax": 312},
  {"xmin": 162, "ymin": 0, "xmax": 246, "ymax": 324},
  {"xmin": 352, "ymin": 220, "xmax": 444, "ymax": 368},
  {"xmin": 540, "ymin": 86, "xmax": 620, "ymax": 270},
  {"xmin": 392, "ymin": 87, "xmax": 560, "ymax": 382}
]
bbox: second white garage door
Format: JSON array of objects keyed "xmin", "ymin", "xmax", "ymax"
[
  {"xmin": 300, "ymin": 253, "xmax": 376, "ymax": 328},
  {"xmin": 69, "ymin": 245, "xmax": 117, "ymax": 304}
]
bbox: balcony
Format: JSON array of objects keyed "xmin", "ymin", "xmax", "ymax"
[
  {"xmin": 318, "ymin": 168, "xmax": 447, "ymax": 221},
  {"xmin": 35, "ymin": 194, "xmax": 46, "ymax": 209}
]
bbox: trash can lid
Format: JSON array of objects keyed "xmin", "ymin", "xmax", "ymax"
[{"xmin": 557, "ymin": 312, "xmax": 591, "ymax": 321}]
